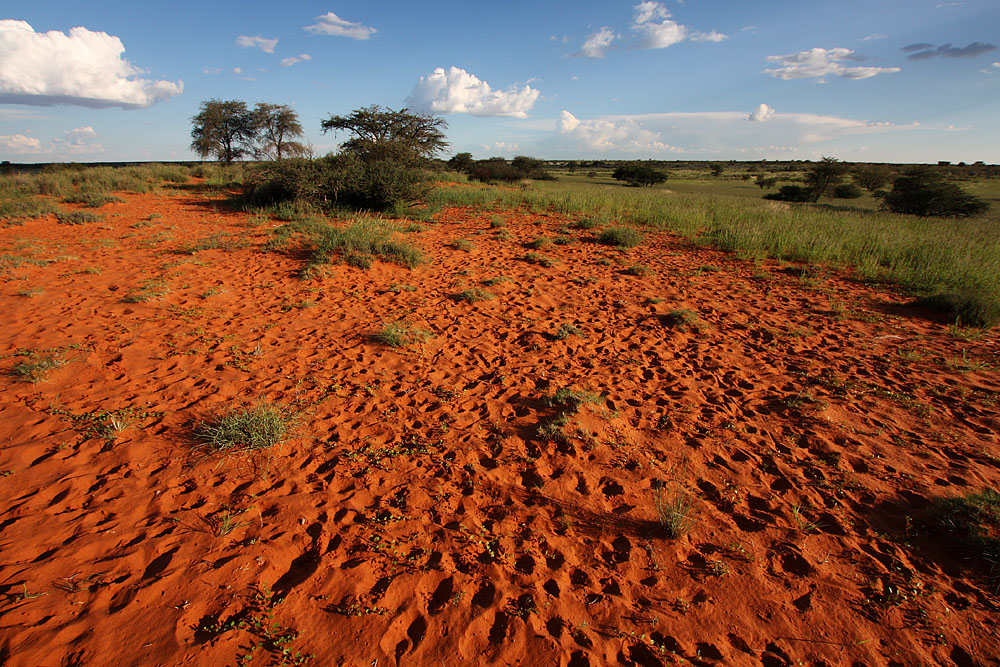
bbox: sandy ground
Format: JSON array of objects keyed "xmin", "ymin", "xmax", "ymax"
[{"xmin": 1, "ymin": 181, "xmax": 998, "ymax": 666}]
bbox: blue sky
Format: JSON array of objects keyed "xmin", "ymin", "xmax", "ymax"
[{"xmin": 1, "ymin": 0, "xmax": 998, "ymax": 163}]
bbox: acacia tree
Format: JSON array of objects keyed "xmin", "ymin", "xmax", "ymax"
[
  {"xmin": 252, "ymin": 103, "xmax": 307, "ymax": 160},
  {"xmin": 803, "ymin": 156, "xmax": 847, "ymax": 202},
  {"xmin": 320, "ymin": 105, "xmax": 448, "ymax": 163},
  {"xmin": 190, "ymin": 100, "xmax": 256, "ymax": 164}
]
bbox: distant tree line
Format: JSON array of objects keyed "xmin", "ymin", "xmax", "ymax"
[{"xmin": 447, "ymin": 153, "xmax": 554, "ymax": 183}]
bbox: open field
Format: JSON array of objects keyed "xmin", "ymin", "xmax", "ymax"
[{"xmin": 1, "ymin": 169, "xmax": 999, "ymax": 665}]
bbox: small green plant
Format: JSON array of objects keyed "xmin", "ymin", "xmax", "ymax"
[
  {"xmin": 194, "ymin": 401, "xmax": 293, "ymax": 454},
  {"xmin": 454, "ymin": 287, "xmax": 495, "ymax": 303},
  {"xmin": 544, "ymin": 387, "xmax": 603, "ymax": 412},
  {"xmin": 122, "ymin": 279, "xmax": 170, "ymax": 303},
  {"xmin": 16, "ymin": 286, "xmax": 44, "ymax": 297},
  {"xmin": 598, "ymin": 226, "xmax": 643, "ymax": 248},
  {"xmin": 554, "ymin": 323, "xmax": 585, "ymax": 340},
  {"xmin": 655, "ymin": 479, "xmax": 694, "ymax": 538},
  {"xmin": 623, "ymin": 265, "xmax": 652, "ymax": 277},
  {"xmin": 9, "ymin": 351, "xmax": 65, "ymax": 383},
  {"xmin": 520, "ymin": 252, "xmax": 557, "ymax": 268},
  {"xmin": 481, "ymin": 276, "xmax": 511, "ymax": 287},
  {"xmin": 526, "ymin": 237, "xmax": 552, "ymax": 250},
  {"xmin": 451, "ymin": 239, "xmax": 475, "ymax": 252},
  {"xmin": 661, "ymin": 309, "xmax": 702, "ymax": 332},
  {"xmin": 372, "ymin": 321, "xmax": 432, "ymax": 348},
  {"xmin": 489, "ymin": 215, "xmax": 507, "ymax": 229},
  {"xmin": 571, "ymin": 218, "xmax": 599, "ymax": 230}
]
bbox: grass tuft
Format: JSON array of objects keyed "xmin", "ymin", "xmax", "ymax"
[
  {"xmin": 372, "ymin": 321, "xmax": 432, "ymax": 348},
  {"xmin": 933, "ymin": 489, "xmax": 1000, "ymax": 577},
  {"xmin": 598, "ymin": 226, "xmax": 643, "ymax": 248},
  {"xmin": 913, "ymin": 288, "xmax": 1000, "ymax": 329},
  {"xmin": 9, "ymin": 351, "xmax": 65, "ymax": 383},
  {"xmin": 194, "ymin": 401, "xmax": 293, "ymax": 454},
  {"xmin": 454, "ymin": 287, "xmax": 495, "ymax": 303},
  {"xmin": 661, "ymin": 309, "xmax": 703, "ymax": 331}
]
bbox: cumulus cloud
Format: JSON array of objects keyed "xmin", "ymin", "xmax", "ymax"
[
  {"xmin": 748, "ymin": 103, "xmax": 775, "ymax": 121},
  {"xmin": 579, "ymin": 27, "xmax": 618, "ymax": 58},
  {"xmin": 552, "ymin": 108, "xmax": 924, "ymax": 156},
  {"xmin": 576, "ymin": 2, "xmax": 725, "ymax": 57},
  {"xmin": 903, "ymin": 42, "xmax": 996, "ymax": 60},
  {"xmin": 405, "ymin": 67, "xmax": 540, "ymax": 118},
  {"xmin": 280, "ymin": 54, "xmax": 312, "ymax": 67},
  {"xmin": 236, "ymin": 35, "xmax": 278, "ymax": 53},
  {"xmin": 0, "ymin": 126, "xmax": 103, "ymax": 155},
  {"xmin": 0, "ymin": 20, "xmax": 182, "ymax": 108},
  {"xmin": 0, "ymin": 133, "xmax": 42, "ymax": 153},
  {"xmin": 304, "ymin": 12, "xmax": 376, "ymax": 40},
  {"xmin": 765, "ymin": 47, "xmax": 900, "ymax": 80}
]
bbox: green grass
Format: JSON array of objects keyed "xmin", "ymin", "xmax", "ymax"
[
  {"xmin": 450, "ymin": 238, "xmax": 475, "ymax": 252},
  {"xmin": 520, "ymin": 252, "xmax": 558, "ymax": 267},
  {"xmin": 61, "ymin": 191, "xmax": 125, "ymax": 208},
  {"xmin": 454, "ymin": 287, "xmax": 495, "ymax": 303},
  {"xmin": 623, "ymin": 264, "xmax": 653, "ymax": 277},
  {"xmin": 661, "ymin": 309, "xmax": 703, "ymax": 332},
  {"xmin": 122, "ymin": 279, "xmax": 170, "ymax": 303},
  {"xmin": 9, "ymin": 351, "xmax": 65, "ymax": 383},
  {"xmin": 300, "ymin": 218, "xmax": 424, "ymax": 278},
  {"xmin": 55, "ymin": 211, "xmax": 103, "ymax": 225},
  {"xmin": 933, "ymin": 489, "xmax": 1000, "ymax": 577},
  {"xmin": 656, "ymin": 480, "xmax": 695, "ymax": 538},
  {"xmin": 372, "ymin": 321, "xmax": 432, "ymax": 347},
  {"xmin": 194, "ymin": 401, "xmax": 293, "ymax": 454},
  {"xmin": 544, "ymin": 387, "xmax": 604, "ymax": 413},
  {"xmin": 554, "ymin": 323, "xmax": 585, "ymax": 340},
  {"xmin": 598, "ymin": 226, "xmax": 644, "ymax": 248}
]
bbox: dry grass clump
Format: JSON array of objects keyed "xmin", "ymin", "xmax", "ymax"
[{"xmin": 194, "ymin": 401, "xmax": 293, "ymax": 454}]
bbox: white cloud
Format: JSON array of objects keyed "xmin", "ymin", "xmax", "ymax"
[
  {"xmin": 304, "ymin": 12, "xmax": 376, "ymax": 40},
  {"xmin": 236, "ymin": 35, "xmax": 277, "ymax": 53},
  {"xmin": 553, "ymin": 108, "xmax": 925, "ymax": 156},
  {"xmin": 980, "ymin": 61, "xmax": 1000, "ymax": 74},
  {"xmin": 52, "ymin": 126, "xmax": 104, "ymax": 154},
  {"xmin": 765, "ymin": 47, "xmax": 900, "ymax": 80},
  {"xmin": 203, "ymin": 67, "xmax": 223, "ymax": 75},
  {"xmin": 280, "ymin": 54, "xmax": 312, "ymax": 67},
  {"xmin": 0, "ymin": 20, "xmax": 182, "ymax": 108},
  {"xmin": 748, "ymin": 103, "xmax": 775, "ymax": 121},
  {"xmin": 405, "ymin": 67, "xmax": 540, "ymax": 118},
  {"xmin": 480, "ymin": 140, "xmax": 519, "ymax": 154},
  {"xmin": 0, "ymin": 133, "xmax": 42, "ymax": 153},
  {"xmin": 557, "ymin": 110, "xmax": 683, "ymax": 153},
  {"xmin": 862, "ymin": 33, "xmax": 887, "ymax": 41},
  {"xmin": 691, "ymin": 31, "xmax": 728, "ymax": 43},
  {"xmin": 632, "ymin": 2, "xmax": 686, "ymax": 49},
  {"xmin": 0, "ymin": 126, "xmax": 103, "ymax": 155},
  {"xmin": 579, "ymin": 27, "xmax": 617, "ymax": 58}
]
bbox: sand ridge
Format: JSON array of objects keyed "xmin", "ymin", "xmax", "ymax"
[{"xmin": 1, "ymin": 182, "xmax": 998, "ymax": 666}]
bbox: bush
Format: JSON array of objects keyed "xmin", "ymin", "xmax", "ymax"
[
  {"xmin": 764, "ymin": 185, "xmax": 814, "ymax": 203},
  {"xmin": 194, "ymin": 401, "xmax": 292, "ymax": 453},
  {"xmin": 612, "ymin": 164, "xmax": 667, "ymax": 187},
  {"xmin": 832, "ymin": 183, "xmax": 863, "ymax": 199},
  {"xmin": 243, "ymin": 154, "xmax": 432, "ymax": 213},
  {"xmin": 880, "ymin": 167, "xmax": 990, "ymax": 217},
  {"xmin": 598, "ymin": 226, "xmax": 643, "ymax": 248}
]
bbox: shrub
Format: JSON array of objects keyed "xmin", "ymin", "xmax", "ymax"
[
  {"xmin": 305, "ymin": 218, "xmax": 424, "ymax": 275},
  {"xmin": 832, "ymin": 183, "xmax": 863, "ymax": 199},
  {"xmin": 62, "ymin": 191, "xmax": 124, "ymax": 207},
  {"xmin": 879, "ymin": 167, "xmax": 990, "ymax": 217},
  {"xmin": 612, "ymin": 164, "xmax": 667, "ymax": 187},
  {"xmin": 9, "ymin": 351, "xmax": 64, "ymax": 383},
  {"xmin": 764, "ymin": 185, "xmax": 814, "ymax": 203},
  {"xmin": 598, "ymin": 226, "xmax": 643, "ymax": 248}
]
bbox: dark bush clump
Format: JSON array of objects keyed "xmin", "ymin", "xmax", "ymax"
[
  {"xmin": 832, "ymin": 183, "xmax": 863, "ymax": 199},
  {"xmin": 913, "ymin": 288, "xmax": 1000, "ymax": 328},
  {"xmin": 764, "ymin": 185, "xmax": 815, "ymax": 202},
  {"xmin": 611, "ymin": 164, "xmax": 668, "ymax": 187},
  {"xmin": 879, "ymin": 167, "xmax": 990, "ymax": 217}
]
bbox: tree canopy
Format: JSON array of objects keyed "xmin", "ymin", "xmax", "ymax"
[
  {"xmin": 879, "ymin": 167, "xmax": 990, "ymax": 217},
  {"xmin": 190, "ymin": 99, "xmax": 256, "ymax": 164},
  {"xmin": 320, "ymin": 105, "xmax": 448, "ymax": 163},
  {"xmin": 252, "ymin": 103, "xmax": 307, "ymax": 160}
]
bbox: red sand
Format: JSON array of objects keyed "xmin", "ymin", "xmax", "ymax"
[{"xmin": 1, "ymin": 183, "xmax": 998, "ymax": 666}]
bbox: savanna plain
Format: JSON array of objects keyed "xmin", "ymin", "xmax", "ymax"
[{"xmin": 1, "ymin": 162, "xmax": 999, "ymax": 666}]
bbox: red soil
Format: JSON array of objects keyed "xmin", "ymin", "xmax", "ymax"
[{"xmin": 1, "ymin": 183, "xmax": 998, "ymax": 666}]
